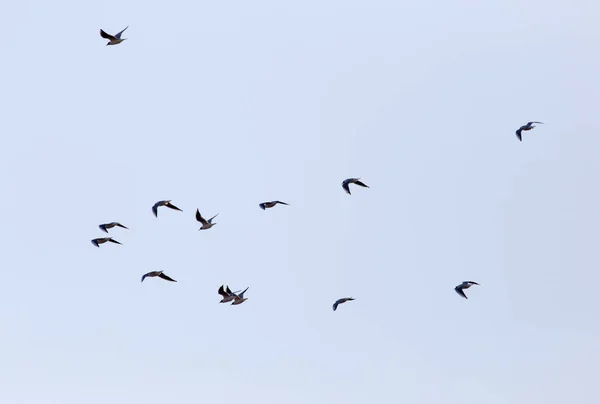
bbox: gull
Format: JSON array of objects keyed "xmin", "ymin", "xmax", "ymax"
[
  {"xmin": 333, "ymin": 297, "xmax": 355, "ymax": 311},
  {"xmin": 342, "ymin": 178, "xmax": 369, "ymax": 195},
  {"xmin": 152, "ymin": 200, "xmax": 183, "ymax": 218},
  {"xmin": 454, "ymin": 281, "xmax": 480, "ymax": 299},
  {"xmin": 99, "ymin": 222, "xmax": 129, "ymax": 233},
  {"xmin": 516, "ymin": 121, "xmax": 544, "ymax": 142},
  {"xmin": 100, "ymin": 26, "xmax": 129, "ymax": 46},
  {"xmin": 141, "ymin": 270, "xmax": 177, "ymax": 283},
  {"xmin": 196, "ymin": 209, "xmax": 218, "ymax": 230},
  {"xmin": 231, "ymin": 287, "xmax": 249, "ymax": 305},
  {"xmin": 91, "ymin": 237, "xmax": 122, "ymax": 247},
  {"xmin": 217, "ymin": 285, "xmax": 242, "ymax": 303},
  {"xmin": 259, "ymin": 201, "xmax": 289, "ymax": 210}
]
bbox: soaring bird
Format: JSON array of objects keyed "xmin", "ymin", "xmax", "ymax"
[
  {"xmin": 259, "ymin": 201, "xmax": 289, "ymax": 210},
  {"xmin": 196, "ymin": 209, "xmax": 218, "ymax": 230},
  {"xmin": 516, "ymin": 121, "xmax": 544, "ymax": 141},
  {"xmin": 333, "ymin": 297, "xmax": 355, "ymax": 311},
  {"xmin": 231, "ymin": 287, "xmax": 249, "ymax": 305},
  {"xmin": 454, "ymin": 281, "xmax": 480, "ymax": 299},
  {"xmin": 342, "ymin": 178, "xmax": 369, "ymax": 195},
  {"xmin": 91, "ymin": 237, "xmax": 122, "ymax": 247},
  {"xmin": 100, "ymin": 26, "xmax": 129, "ymax": 46},
  {"xmin": 141, "ymin": 270, "xmax": 177, "ymax": 283},
  {"xmin": 99, "ymin": 222, "xmax": 128, "ymax": 233},
  {"xmin": 152, "ymin": 200, "xmax": 183, "ymax": 218},
  {"xmin": 217, "ymin": 285, "xmax": 241, "ymax": 303}
]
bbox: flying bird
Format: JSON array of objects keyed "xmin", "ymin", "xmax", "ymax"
[
  {"xmin": 231, "ymin": 287, "xmax": 249, "ymax": 305},
  {"xmin": 100, "ymin": 26, "xmax": 129, "ymax": 46},
  {"xmin": 342, "ymin": 178, "xmax": 369, "ymax": 195},
  {"xmin": 196, "ymin": 209, "xmax": 218, "ymax": 230},
  {"xmin": 99, "ymin": 222, "xmax": 129, "ymax": 233},
  {"xmin": 141, "ymin": 270, "xmax": 177, "ymax": 283},
  {"xmin": 217, "ymin": 285, "xmax": 241, "ymax": 303},
  {"xmin": 259, "ymin": 201, "xmax": 289, "ymax": 210},
  {"xmin": 333, "ymin": 297, "xmax": 355, "ymax": 311},
  {"xmin": 454, "ymin": 281, "xmax": 480, "ymax": 299},
  {"xmin": 152, "ymin": 200, "xmax": 183, "ymax": 218},
  {"xmin": 91, "ymin": 237, "xmax": 122, "ymax": 247},
  {"xmin": 516, "ymin": 121, "xmax": 544, "ymax": 141}
]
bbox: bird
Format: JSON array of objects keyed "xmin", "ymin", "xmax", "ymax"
[
  {"xmin": 217, "ymin": 285, "xmax": 241, "ymax": 303},
  {"xmin": 454, "ymin": 281, "xmax": 480, "ymax": 299},
  {"xmin": 141, "ymin": 270, "xmax": 177, "ymax": 283},
  {"xmin": 195, "ymin": 209, "xmax": 218, "ymax": 230},
  {"xmin": 99, "ymin": 222, "xmax": 129, "ymax": 233},
  {"xmin": 342, "ymin": 178, "xmax": 369, "ymax": 195},
  {"xmin": 231, "ymin": 287, "xmax": 249, "ymax": 305},
  {"xmin": 259, "ymin": 201, "xmax": 289, "ymax": 210},
  {"xmin": 152, "ymin": 200, "xmax": 183, "ymax": 218},
  {"xmin": 516, "ymin": 121, "xmax": 544, "ymax": 141},
  {"xmin": 91, "ymin": 237, "xmax": 122, "ymax": 247},
  {"xmin": 100, "ymin": 26, "xmax": 129, "ymax": 46},
  {"xmin": 333, "ymin": 297, "xmax": 355, "ymax": 311}
]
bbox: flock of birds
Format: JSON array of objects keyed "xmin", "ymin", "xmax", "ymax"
[{"xmin": 95, "ymin": 25, "xmax": 547, "ymax": 309}]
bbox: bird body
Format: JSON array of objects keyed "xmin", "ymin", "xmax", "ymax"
[
  {"xmin": 152, "ymin": 200, "xmax": 183, "ymax": 218},
  {"xmin": 342, "ymin": 178, "xmax": 369, "ymax": 195},
  {"xmin": 454, "ymin": 281, "xmax": 480, "ymax": 299},
  {"xmin": 516, "ymin": 121, "xmax": 544, "ymax": 141},
  {"xmin": 99, "ymin": 222, "xmax": 128, "ymax": 233},
  {"xmin": 231, "ymin": 287, "xmax": 249, "ymax": 305},
  {"xmin": 333, "ymin": 297, "xmax": 355, "ymax": 311},
  {"xmin": 141, "ymin": 270, "xmax": 177, "ymax": 283},
  {"xmin": 196, "ymin": 209, "xmax": 218, "ymax": 230},
  {"xmin": 259, "ymin": 201, "xmax": 289, "ymax": 210},
  {"xmin": 100, "ymin": 26, "xmax": 129, "ymax": 45},
  {"xmin": 91, "ymin": 237, "xmax": 122, "ymax": 247}
]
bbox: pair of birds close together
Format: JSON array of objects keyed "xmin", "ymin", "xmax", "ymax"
[
  {"xmin": 153, "ymin": 200, "xmax": 219, "ymax": 229},
  {"xmin": 91, "ymin": 222, "xmax": 128, "ymax": 247},
  {"xmin": 218, "ymin": 285, "xmax": 250, "ymax": 305}
]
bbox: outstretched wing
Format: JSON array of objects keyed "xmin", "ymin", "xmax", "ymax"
[
  {"xmin": 152, "ymin": 204, "xmax": 159, "ymax": 217},
  {"xmin": 115, "ymin": 26, "xmax": 129, "ymax": 39},
  {"xmin": 99, "ymin": 224, "xmax": 108, "ymax": 233},
  {"xmin": 454, "ymin": 286, "xmax": 467, "ymax": 299},
  {"xmin": 259, "ymin": 203, "xmax": 266, "ymax": 210},
  {"xmin": 275, "ymin": 201, "xmax": 289, "ymax": 205},
  {"xmin": 159, "ymin": 272, "xmax": 177, "ymax": 282},
  {"xmin": 515, "ymin": 129, "xmax": 522, "ymax": 141},
  {"xmin": 195, "ymin": 209, "xmax": 208, "ymax": 225},
  {"xmin": 166, "ymin": 202, "xmax": 182, "ymax": 212},
  {"xmin": 354, "ymin": 180, "xmax": 369, "ymax": 188},
  {"xmin": 208, "ymin": 213, "xmax": 219, "ymax": 223},
  {"xmin": 116, "ymin": 223, "xmax": 129, "ymax": 229},
  {"xmin": 218, "ymin": 285, "xmax": 229, "ymax": 298},
  {"xmin": 528, "ymin": 121, "xmax": 543, "ymax": 125},
  {"xmin": 100, "ymin": 29, "xmax": 117, "ymax": 41},
  {"xmin": 108, "ymin": 238, "xmax": 122, "ymax": 245},
  {"xmin": 342, "ymin": 182, "xmax": 351, "ymax": 195},
  {"xmin": 332, "ymin": 301, "xmax": 339, "ymax": 311}
]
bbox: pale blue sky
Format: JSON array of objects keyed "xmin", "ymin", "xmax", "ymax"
[{"xmin": 1, "ymin": 1, "xmax": 600, "ymax": 403}]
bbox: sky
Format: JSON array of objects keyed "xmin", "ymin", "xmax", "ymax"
[{"xmin": 1, "ymin": 0, "xmax": 600, "ymax": 403}]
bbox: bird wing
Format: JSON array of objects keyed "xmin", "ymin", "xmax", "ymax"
[
  {"xmin": 91, "ymin": 239, "xmax": 99, "ymax": 247},
  {"xmin": 166, "ymin": 202, "xmax": 182, "ymax": 212},
  {"xmin": 332, "ymin": 301, "xmax": 339, "ymax": 311},
  {"xmin": 208, "ymin": 213, "xmax": 219, "ymax": 223},
  {"xmin": 454, "ymin": 286, "xmax": 467, "ymax": 299},
  {"xmin": 468, "ymin": 281, "xmax": 480, "ymax": 286},
  {"xmin": 152, "ymin": 204, "xmax": 159, "ymax": 217},
  {"xmin": 99, "ymin": 224, "xmax": 108, "ymax": 233},
  {"xmin": 354, "ymin": 180, "xmax": 369, "ymax": 188},
  {"xmin": 528, "ymin": 121, "xmax": 543, "ymax": 125},
  {"xmin": 225, "ymin": 286, "xmax": 235, "ymax": 295},
  {"xmin": 218, "ymin": 285, "xmax": 229, "ymax": 298},
  {"xmin": 115, "ymin": 26, "xmax": 129, "ymax": 39},
  {"xmin": 515, "ymin": 129, "xmax": 522, "ymax": 141},
  {"xmin": 238, "ymin": 287, "xmax": 249, "ymax": 298},
  {"xmin": 275, "ymin": 201, "xmax": 289, "ymax": 205},
  {"xmin": 159, "ymin": 272, "xmax": 177, "ymax": 282},
  {"xmin": 342, "ymin": 182, "xmax": 351, "ymax": 195},
  {"xmin": 100, "ymin": 29, "xmax": 117, "ymax": 40},
  {"xmin": 195, "ymin": 209, "xmax": 208, "ymax": 224},
  {"xmin": 116, "ymin": 223, "xmax": 128, "ymax": 229},
  {"xmin": 108, "ymin": 238, "xmax": 122, "ymax": 245},
  {"xmin": 259, "ymin": 203, "xmax": 266, "ymax": 210},
  {"xmin": 141, "ymin": 272, "xmax": 151, "ymax": 282}
]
